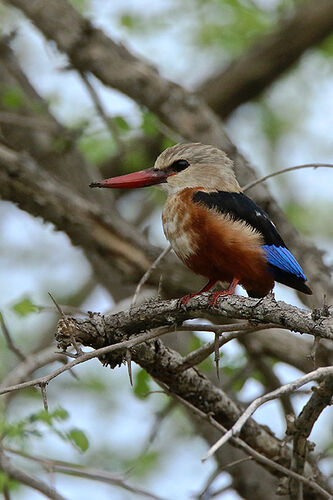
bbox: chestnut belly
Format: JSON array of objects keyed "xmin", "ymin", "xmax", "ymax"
[{"xmin": 163, "ymin": 192, "xmax": 274, "ymax": 297}]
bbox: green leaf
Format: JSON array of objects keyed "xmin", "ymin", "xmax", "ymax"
[
  {"xmin": 141, "ymin": 111, "xmax": 159, "ymax": 137},
  {"xmin": 0, "ymin": 87, "xmax": 26, "ymax": 110},
  {"xmin": 120, "ymin": 14, "xmax": 136, "ymax": 30},
  {"xmin": 68, "ymin": 0, "xmax": 90, "ymax": 14},
  {"xmin": 68, "ymin": 428, "xmax": 89, "ymax": 452},
  {"xmin": 133, "ymin": 369, "xmax": 151, "ymax": 398},
  {"xmin": 12, "ymin": 298, "xmax": 40, "ymax": 317},
  {"xmin": 29, "ymin": 407, "xmax": 69, "ymax": 425},
  {"xmin": 0, "ymin": 471, "xmax": 19, "ymax": 493},
  {"xmin": 114, "ymin": 115, "xmax": 131, "ymax": 133},
  {"xmin": 125, "ymin": 451, "xmax": 159, "ymax": 478},
  {"xmin": 79, "ymin": 135, "xmax": 116, "ymax": 165}
]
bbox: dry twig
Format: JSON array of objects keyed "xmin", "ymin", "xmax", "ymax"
[
  {"xmin": 157, "ymin": 383, "xmax": 332, "ymax": 499},
  {"xmin": 242, "ymin": 163, "xmax": 333, "ymax": 192},
  {"xmin": 203, "ymin": 366, "xmax": 333, "ymax": 461},
  {"xmin": 131, "ymin": 246, "xmax": 171, "ymax": 307},
  {"xmin": 4, "ymin": 447, "xmax": 166, "ymax": 500}
]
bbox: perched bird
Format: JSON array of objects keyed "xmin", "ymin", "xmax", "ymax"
[{"xmin": 90, "ymin": 143, "xmax": 312, "ymax": 304}]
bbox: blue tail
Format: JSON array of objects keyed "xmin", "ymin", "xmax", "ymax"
[{"xmin": 262, "ymin": 245, "xmax": 312, "ymax": 295}]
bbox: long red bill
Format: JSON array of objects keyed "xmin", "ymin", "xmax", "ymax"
[{"xmin": 89, "ymin": 167, "xmax": 168, "ymax": 189}]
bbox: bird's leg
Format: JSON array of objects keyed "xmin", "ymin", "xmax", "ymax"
[
  {"xmin": 209, "ymin": 278, "xmax": 240, "ymax": 307},
  {"xmin": 178, "ymin": 280, "xmax": 216, "ymax": 307}
]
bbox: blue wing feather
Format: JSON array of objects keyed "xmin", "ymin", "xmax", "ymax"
[{"xmin": 262, "ymin": 244, "xmax": 306, "ymax": 280}]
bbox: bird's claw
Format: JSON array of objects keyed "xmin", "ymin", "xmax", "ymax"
[
  {"xmin": 209, "ymin": 290, "xmax": 232, "ymax": 307},
  {"xmin": 178, "ymin": 294, "xmax": 195, "ymax": 308}
]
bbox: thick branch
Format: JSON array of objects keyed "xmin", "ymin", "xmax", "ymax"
[
  {"xmin": 57, "ymin": 296, "xmax": 333, "ymax": 347},
  {"xmin": 52, "ymin": 298, "xmax": 333, "ymax": 497},
  {"xmin": 199, "ymin": 0, "xmax": 333, "ymax": 117}
]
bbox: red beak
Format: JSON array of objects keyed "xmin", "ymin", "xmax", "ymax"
[{"xmin": 89, "ymin": 167, "xmax": 168, "ymax": 189}]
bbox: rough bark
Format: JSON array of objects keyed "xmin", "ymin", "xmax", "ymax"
[{"xmin": 54, "ymin": 297, "xmax": 333, "ymax": 498}]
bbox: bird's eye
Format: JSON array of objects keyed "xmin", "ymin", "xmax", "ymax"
[{"xmin": 170, "ymin": 159, "xmax": 190, "ymax": 173}]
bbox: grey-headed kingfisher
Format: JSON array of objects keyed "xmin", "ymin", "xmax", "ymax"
[{"xmin": 90, "ymin": 143, "xmax": 312, "ymax": 304}]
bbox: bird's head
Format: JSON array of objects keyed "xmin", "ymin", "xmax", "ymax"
[{"xmin": 90, "ymin": 143, "xmax": 241, "ymax": 194}]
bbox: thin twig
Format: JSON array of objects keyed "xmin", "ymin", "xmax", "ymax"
[
  {"xmin": 209, "ymin": 483, "xmax": 232, "ymax": 498},
  {"xmin": 0, "ymin": 313, "xmax": 26, "ymax": 361},
  {"xmin": 48, "ymin": 293, "xmax": 65, "ymax": 317},
  {"xmin": 79, "ymin": 70, "xmax": 124, "ymax": 153},
  {"xmin": 37, "ymin": 304, "xmax": 89, "ymax": 316},
  {"xmin": 0, "ymin": 451, "xmax": 67, "ymax": 500},
  {"xmin": 141, "ymin": 399, "xmax": 176, "ymax": 454},
  {"xmin": 197, "ymin": 458, "xmax": 251, "ymax": 499},
  {"xmin": 196, "ymin": 466, "xmax": 221, "ymax": 500},
  {"xmin": 3, "ymin": 482, "xmax": 11, "ymax": 500},
  {"xmin": 0, "ymin": 326, "xmax": 173, "ymax": 397},
  {"xmin": 242, "ymin": 163, "xmax": 333, "ymax": 192},
  {"xmin": 131, "ymin": 246, "xmax": 171, "ymax": 307},
  {"xmin": 4, "ymin": 447, "xmax": 165, "ymax": 500},
  {"xmin": 176, "ymin": 323, "xmax": 280, "ymax": 372},
  {"xmin": 203, "ymin": 366, "xmax": 333, "ymax": 461},
  {"xmin": 156, "ymin": 383, "xmax": 332, "ymax": 499}
]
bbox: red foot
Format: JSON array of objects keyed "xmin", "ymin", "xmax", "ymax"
[
  {"xmin": 178, "ymin": 293, "xmax": 196, "ymax": 307},
  {"xmin": 178, "ymin": 280, "xmax": 216, "ymax": 307},
  {"xmin": 209, "ymin": 289, "xmax": 234, "ymax": 306},
  {"xmin": 209, "ymin": 278, "xmax": 240, "ymax": 307}
]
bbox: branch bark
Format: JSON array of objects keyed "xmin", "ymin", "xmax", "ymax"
[{"xmin": 52, "ymin": 297, "xmax": 333, "ymax": 497}]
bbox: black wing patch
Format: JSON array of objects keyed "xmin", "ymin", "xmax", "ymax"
[{"xmin": 192, "ymin": 190, "xmax": 284, "ymax": 246}]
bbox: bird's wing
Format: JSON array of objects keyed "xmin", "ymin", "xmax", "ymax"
[{"xmin": 192, "ymin": 191, "xmax": 306, "ymax": 280}]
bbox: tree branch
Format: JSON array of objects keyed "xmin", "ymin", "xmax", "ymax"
[
  {"xmin": 0, "ymin": 298, "xmax": 330, "ymax": 495},
  {"xmin": 203, "ymin": 366, "xmax": 333, "ymax": 461},
  {"xmin": 290, "ymin": 373, "xmax": 333, "ymax": 498},
  {"xmin": 4, "ymin": 447, "xmax": 166, "ymax": 500},
  {"xmin": 0, "ymin": 451, "xmax": 67, "ymax": 500},
  {"xmin": 198, "ymin": 0, "xmax": 333, "ymax": 118}
]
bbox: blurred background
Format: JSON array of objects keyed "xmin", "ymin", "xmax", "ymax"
[{"xmin": 0, "ymin": 0, "xmax": 332, "ymax": 499}]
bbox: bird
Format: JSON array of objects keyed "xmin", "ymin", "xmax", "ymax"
[{"xmin": 90, "ymin": 143, "xmax": 312, "ymax": 305}]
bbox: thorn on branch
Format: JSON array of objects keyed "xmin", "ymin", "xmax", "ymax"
[
  {"xmin": 40, "ymin": 383, "xmax": 48, "ymax": 412},
  {"xmin": 126, "ymin": 349, "xmax": 133, "ymax": 387},
  {"xmin": 214, "ymin": 332, "xmax": 220, "ymax": 381},
  {"xmin": 310, "ymin": 336, "xmax": 321, "ymax": 369}
]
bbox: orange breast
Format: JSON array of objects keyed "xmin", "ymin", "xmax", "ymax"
[{"xmin": 162, "ymin": 188, "xmax": 274, "ymax": 297}]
